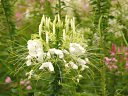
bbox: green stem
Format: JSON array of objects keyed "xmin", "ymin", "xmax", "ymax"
[
  {"xmin": 98, "ymin": 16, "xmax": 107, "ymax": 96},
  {"xmin": 121, "ymin": 32, "xmax": 128, "ymax": 47},
  {"xmin": 50, "ymin": 60, "xmax": 62, "ymax": 96}
]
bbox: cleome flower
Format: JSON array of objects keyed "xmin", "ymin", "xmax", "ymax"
[
  {"xmin": 48, "ymin": 48, "xmax": 64, "ymax": 58},
  {"xmin": 39, "ymin": 62, "xmax": 54, "ymax": 72},
  {"xmin": 69, "ymin": 43, "xmax": 85, "ymax": 56},
  {"xmin": 27, "ymin": 39, "xmax": 43, "ymax": 57},
  {"xmin": 26, "ymin": 70, "xmax": 34, "ymax": 79},
  {"xmin": 69, "ymin": 61, "xmax": 78, "ymax": 69},
  {"xmin": 77, "ymin": 58, "xmax": 89, "ymax": 71},
  {"xmin": 26, "ymin": 39, "xmax": 44, "ymax": 66}
]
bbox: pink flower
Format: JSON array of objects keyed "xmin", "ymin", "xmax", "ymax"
[
  {"xmin": 40, "ymin": 0, "xmax": 45, "ymax": 3},
  {"xmin": 113, "ymin": 65, "xmax": 118, "ymax": 69},
  {"xmin": 15, "ymin": 12, "xmax": 21, "ymax": 17},
  {"xmin": 15, "ymin": 12, "xmax": 22, "ymax": 21},
  {"xmin": 83, "ymin": 3, "xmax": 89, "ymax": 11},
  {"xmin": 20, "ymin": 80, "xmax": 30, "ymax": 86},
  {"xmin": 104, "ymin": 57, "xmax": 118, "ymax": 71},
  {"xmin": 104, "ymin": 57, "xmax": 111, "ymax": 64},
  {"xmin": 125, "ymin": 60, "xmax": 128, "ymax": 70},
  {"xmin": 117, "ymin": 47, "xmax": 121, "ymax": 53},
  {"xmin": 20, "ymin": 80, "xmax": 25, "ymax": 85},
  {"xmin": 5, "ymin": 76, "xmax": 12, "ymax": 83},
  {"xmin": 26, "ymin": 85, "xmax": 32, "ymax": 90},
  {"xmin": 111, "ymin": 57, "xmax": 117, "ymax": 62}
]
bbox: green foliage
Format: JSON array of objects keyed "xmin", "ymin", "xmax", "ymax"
[
  {"xmin": 90, "ymin": 0, "xmax": 111, "ymax": 32},
  {"xmin": 0, "ymin": 0, "xmax": 16, "ymax": 69}
]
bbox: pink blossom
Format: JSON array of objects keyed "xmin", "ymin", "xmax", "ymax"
[
  {"xmin": 111, "ymin": 57, "xmax": 117, "ymax": 62},
  {"xmin": 104, "ymin": 57, "xmax": 111, "ymax": 64},
  {"xmin": 20, "ymin": 80, "xmax": 25, "ymax": 85},
  {"xmin": 104, "ymin": 57, "xmax": 118, "ymax": 71},
  {"xmin": 15, "ymin": 12, "xmax": 22, "ymax": 21},
  {"xmin": 83, "ymin": 3, "xmax": 89, "ymax": 11},
  {"xmin": 40, "ymin": 0, "xmax": 45, "ymax": 3},
  {"xmin": 26, "ymin": 85, "xmax": 32, "ymax": 90},
  {"xmin": 125, "ymin": 60, "xmax": 128, "ymax": 70},
  {"xmin": 124, "ymin": 48, "xmax": 128, "ymax": 60},
  {"xmin": 16, "ymin": 12, "xmax": 21, "ymax": 17},
  {"xmin": 117, "ymin": 47, "xmax": 121, "ymax": 53},
  {"xmin": 20, "ymin": 80, "xmax": 30, "ymax": 86},
  {"xmin": 113, "ymin": 65, "xmax": 118, "ymax": 69},
  {"xmin": 5, "ymin": 76, "xmax": 12, "ymax": 83}
]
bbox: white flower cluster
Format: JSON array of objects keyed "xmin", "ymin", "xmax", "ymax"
[
  {"xmin": 26, "ymin": 39, "xmax": 89, "ymax": 73},
  {"xmin": 69, "ymin": 43, "xmax": 85, "ymax": 56},
  {"xmin": 108, "ymin": 19, "xmax": 124, "ymax": 38},
  {"xmin": 26, "ymin": 39, "xmax": 43, "ymax": 66}
]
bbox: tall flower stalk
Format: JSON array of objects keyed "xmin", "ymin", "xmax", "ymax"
[
  {"xmin": 22, "ymin": 15, "xmax": 90, "ymax": 95},
  {"xmin": 90, "ymin": 0, "xmax": 111, "ymax": 95}
]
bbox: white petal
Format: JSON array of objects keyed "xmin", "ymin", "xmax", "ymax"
[
  {"xmin": 46, "ymin": 52, "xmax": 51, "ymax": 59},
  {"xmin": 27, "ymin": 39, "xmax": 43, "ymax": 57},
  {"xmin": 26, "ymin": 55, "xmax": 32, "ymax": 60},
  {"xmin": 69, "ymin": 61, "xmax": 78, "ymax": 69},
  {"xmin": 77, "ymin": 58, "xmax": 86, "ymax": 65},
  {"xmin": 65, "ymin": 63, "xmax": 69, "ymax": 67},
  {"xmin": 69, "ymin": 43, "xmax": 85, "ymax": 56},
  {"xmin": 39, "ymin": 62, "xmax": 54, "ymax": 72},
  {"xmin": 48, "ymin": 63, "xmax": 54, "ymax": 71},
  {"xmin": 26, "ymin": 60, "xmax": 32, "ymax": 66},
  {"xmin": 49, "ymin": 48, "xmax": 56, "ymax": 54},
  {"xmin": 63, "ymin": 49, "xmax": 69, "ymax": 54},
  {"xmin": 81, "ymin": 65, "xmax": 89, "ymax": 71},
  {"xmin": 85, "ymin": 58, "xmax": 90, "ymax": 63}
]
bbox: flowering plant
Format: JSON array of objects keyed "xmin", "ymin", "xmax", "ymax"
[
  {"xmin": 104, "ymin": 43, "xmax": 128, "ymax": 72},
  {"xmin": 16, "ymin": 15, "xmax": 90, "ymax": 95}
]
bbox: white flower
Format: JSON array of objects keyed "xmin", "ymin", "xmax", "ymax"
[
  {"xmin": 76, "ymin": 75, "xmax": 83, "ymax": 83},
  {"xmin": 26, "ymin": 59, "xmax": 32, "ymax": 66},
  {"xmin": 46, "ymin": 52, "xmax": 51, "ymax": 59},
  {"xmin": 49, "ymin": 48, "xmax": 64, "ymax": 58},
  {"xmin": 65, "ymin": 64, "xmax": 69, "ymax": 68},
  {"xmin": 26, "ymin": 55, "xmax": 32, "ymax": 59},
  {"xmin": 39, "ymin": 62, "xmax": 54, "ymax": 72},
  {"xmin": 27, "ymin": 39, "xmax": 43, "ymax": 56},
  {"xmin": 62, "ymin": 49, "xmax": 69, "ymax": 54},
  {"xmin": 27, "ymin": 39, "xmax": 44, "ymax": 62},
  {"xmin": 85, "ymin": 58, "xmax": 89, "ymax": 63},
  {"xmin": 26, "ymin": 70, "xmax": 34, "ymax": 79},
  {"xmin": 77, "ymin": 58, "xmax": 89, "ymax": 71},
  {"xmin": 55, "ymin": 50, "xmax": 64, "ymax": 58},
  {"xmin": 78, "ymin": 75, "xmax": 83, "ymax": 78},
  {"xmin": 49, "ymin": 48, "xmax": 56, "ymax": 54},
  {"xmin": 69, "ymin": 61, "xmax": 78, "ymax": 69},
  {"xmin": 69, "ymin": 43, "xmax": 85, "ymax": 56},
  {"xmin": 81, "ymin": 65, "xmax": 89, "ymax": 71},
  {"xmin": 26, "ymin": 55, "xmax": 32, "ymax": 66},
  {"xmin": 77, "ymin": 58, "xmax": 86, "ymax": 65},
  {"xmin": 27, "ymin": 40, "xmax": 42, "ymax": 56},
  {"xmin": 77, "ymin": 78, "xmax": 80, "ymax": 83}
]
